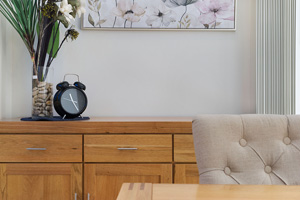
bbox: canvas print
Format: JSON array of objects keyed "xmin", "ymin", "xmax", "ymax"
[{"xmin": 82, "ymin": 0, "xmax": 236, "ymax": 30}]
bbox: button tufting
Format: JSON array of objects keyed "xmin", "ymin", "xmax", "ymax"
[
  {"xmin": 239, "ymin": 139, "xmax": 247, "ymax": 147},
  {"xmin": 283, "ymin": 137, "xmax": 291, "ymax": 145},
  {"xmin": 224, "ymin": 167, "xmax": 231, "ymax": 175},
  {"xmin": 264, "ymin": 166, "xmax": 272, "ymax": 174}
]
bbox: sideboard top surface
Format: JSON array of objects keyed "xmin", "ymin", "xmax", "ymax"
[{"xmin": 0, "ymin": 117, "xmax": 193, "ymax": 134}]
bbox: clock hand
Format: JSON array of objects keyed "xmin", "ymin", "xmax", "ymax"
[
  {"xmin": 69, "ymin": 94, "xmax": 79, "ymax": 111},
  {"xmin": 63, "ymin": 98, "xmax": 78, "ymax": 104}
]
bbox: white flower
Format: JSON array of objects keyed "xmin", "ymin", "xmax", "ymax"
[
  {"xmin": 76, "ymin": 0, "xmax": 86, "ymax": 18},
  {"xmin": 59, "ymin": 0, "xmax": 74, "ymax": 23},
  {"xmin": 146, "ymin": 3, "xmax": 176, "ymax": 28},
  {"xmin": 112, "ymin": 0, "xmax": 145, "ymax": 22}
]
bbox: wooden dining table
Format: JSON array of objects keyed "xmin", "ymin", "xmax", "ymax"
[{"xmin": 116, "ymin": 183, "xmax": 300, "ymax": 200}]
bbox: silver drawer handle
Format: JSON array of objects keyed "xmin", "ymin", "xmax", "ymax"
[
  {"xmin": 88, "ymin": 193, "xmax": 90, "ymax": 200},
  {"xmin": 117, "ymin": 148, "xmax": 138, "ymax": 150},
  {"xmin": 75, "ymin": 193, "xmax": 77, "ymax": 200},
  {"xmin": 26, "ymin": 148, "xmax": 47, "ymax": 151}
]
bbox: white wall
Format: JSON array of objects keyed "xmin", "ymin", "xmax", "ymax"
[{"xmin": 0, "ymin": 0, "xmax": 256, "ymax": 118}]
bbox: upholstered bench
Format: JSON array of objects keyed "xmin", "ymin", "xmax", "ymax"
[{"xmin": 192, "ymin": 115, "xmax": 300, "ymax": 185}]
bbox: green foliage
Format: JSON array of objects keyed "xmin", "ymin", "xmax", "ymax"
[
  {"xmin": 0, "ymin": 0, "xmax": 38, "ymax": 57},
  {"xmin": 36, "ymin": 21, "xmax": 60, "ymax": 58},
  {"xmin": 57, "ymin": 13, "xmax": 70, "ymax": 28},
  {"xmin": 0, "ymin": 0, "xmax": 81, "ymax": 69},
  {"xmin": 47, "ymin": 22, "xmax": 60, "ymax": 58},
  {"xmin": 66, "ymin": 29, "xmax": 79, "ymax": 41},
  {"xmin": 42, "ymin": 2, "xmax": 59, "ymax": 19}
]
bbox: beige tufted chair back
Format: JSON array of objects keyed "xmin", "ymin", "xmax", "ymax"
[{"xmin": 192, "ymin": 115, "xmax": 300, "ymax": 185}]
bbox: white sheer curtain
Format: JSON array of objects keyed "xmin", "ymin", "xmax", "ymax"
[
  {"xmin": 0, "ymin": 19, "xmax": 3, "ymax": 119},
  {"xmin": 296, "ymin": 2, "xmax": 300, "ymax": 114},
  {"xmin": 256, "ymin": 0, "xmax": 296, "ymax": 114},
  {"xmin": 0, "ymin": 18, "xmax": 13, "ymax": 119}
]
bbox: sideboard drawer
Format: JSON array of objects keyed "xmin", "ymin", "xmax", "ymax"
[
  {"xmin": 0, "ymin": 135, "xmax": 82, "ymax": 162},
  {"xmin": 174, "ymin": 135, "xmax": 196, "ymax": 162},
  {"xmin": 84, "ymin": 135, "xmax": 172, "ymax": 162}
]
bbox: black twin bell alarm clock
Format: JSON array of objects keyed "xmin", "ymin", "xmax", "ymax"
[{"xmin": 54, "ymin": 74, "xmax": 88, "ymax": 119}]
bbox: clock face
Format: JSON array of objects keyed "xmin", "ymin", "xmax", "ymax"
[{"xmin": 61, "ymin": 88, "xmax": 87, "ymax": 114}]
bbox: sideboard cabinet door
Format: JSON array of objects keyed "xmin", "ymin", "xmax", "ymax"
[
  {"xmin": 84, "ymin": 164, "xmax": 172, "ymax": 200},
  {"xmin": 0, "ymin": 164, "xmax": 82, "ymax": 200},
  {"xmin": 174, "ymin": 164, "xmax": 199, "ymax": 184}
]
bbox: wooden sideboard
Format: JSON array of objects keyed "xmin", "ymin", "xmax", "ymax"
[{"xmin": 0, "ymin": 117, "xmax": 196, "ymax": 200}]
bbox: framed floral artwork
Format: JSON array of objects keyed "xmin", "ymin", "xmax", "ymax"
[{"xmin": 82, "ymin": 0, "xmax": 236, "ymax": 30}]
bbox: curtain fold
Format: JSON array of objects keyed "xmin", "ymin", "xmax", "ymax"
[
  {"xmin": 256, "ymin": 0, "xmax": 296, "ymax": 114},
  {"xmin": 0, "ymin": 19, "xmax": 3, "ymax": 119}
]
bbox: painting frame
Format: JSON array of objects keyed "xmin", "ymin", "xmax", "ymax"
[{"xmin": 81, "ymin": 0, "xmax": 237, "ymax": 31}]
